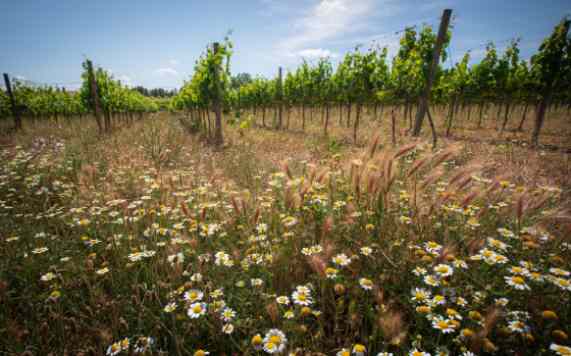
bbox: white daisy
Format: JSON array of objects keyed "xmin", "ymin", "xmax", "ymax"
[
  {"xmin": 487, "ymin": 237, "xmax": 509, "ymax": 251},
  {"xmin": 222, "ymin": 323, "xmax": 234, "ymax": 334},
  {"xmin": 163, "ymin": 302, "xmax": 177, "ymax": 313},
  {"xmin": 504, "ymin": 275, "xmax": 530, "ymax": 290},
  {"xmin": 359, "ymin": 278, "xmax": 374, "ymax": 291},
  {"xmin": 434, "ymin": 264, "xmax": 454, "ymax": 277},
  {"xmin": 430, "ymin": 295, "xmax": 447, "ymax": 306},
  {"xmin": 276, "ymin": 296, "xmax": 290, "ymax": 305},
  {"xmin": 32, "ymin": 247, "xmax": 49, "ymax": 254},
  {"xmin": 424, "ymin": 274, "xmax": 441, "ymax": 287},
  {"xmin": 292, "ymin": 290, "xmax": 313, "ymax": 306},
  {"xmin": 550, "ymin": 343, "xmax": 571, "ymax": 356},
  {"xmin": 360, "ymin": 246, "xmax": 373, "ymax": 256},
  {"xmin": 412, "ymin": 267, "xmax": 428, "ymax": 276},
  {"xmin": 40, "ymin": 272, "xmax": 56, "ymax": 282},
  {"xmin": 262, "ymin": 329, "xmax": 287, "ymax": 354},
  {"xmin": 432, "ymin": 317, "xmax": 456, "ymax": 334},
  {"xmin": 550, "ymin": 277, "xmax": 571, "ymax": 291},
  {"xmin": 106, "ymin": 342, "xmax": 122, "ymax": 356},
  {"xmin": 221, "ymin": 307, "xmax": 236, "ymax": 322},
  {"xmin": 424, "ymin": 241, "xmax": 442, "ymax": 254},
  {"xmin": 332, "ymin": 253, "xmax": 351, "ymax": 267},
  {"xmin": 184, "ymin": 289, "xmax": 204, "ymax": 302},
  {"xmin": 187, "ymin": 302, "xmax": 207, "ymax": 319},
  {"xmin": 411, "ymin": 288, "xmax": 431, "ymax": 303},
  {"xmin": 550, "ymin": 268, "xmax": 570, "ymax": 277}
]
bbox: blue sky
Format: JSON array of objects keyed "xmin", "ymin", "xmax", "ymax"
[{"xmin": 0, "ymin": 0, "xmax": 569, "ymax": 90}]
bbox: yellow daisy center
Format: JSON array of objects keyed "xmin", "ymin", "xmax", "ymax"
[
  {"xmin": 512, "ymin": 276, "xmax": 524, "ymax": 284},
  {"xmin": 437, "ymin": 320, "xmax": 449, "ymax": 329},
  {"xmin": 252, "ymin": 335, "xmax": 263, "ymax": 345}
]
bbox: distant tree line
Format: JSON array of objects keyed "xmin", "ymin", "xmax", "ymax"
[{"xmin": 133, "ymin": 86, "xmax": 178, "ymax": 98}]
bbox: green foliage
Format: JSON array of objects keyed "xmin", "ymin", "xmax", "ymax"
[
  {"xmin": 166, "ymin": 18, "xmax": 571, "ymax": 136},
  {"xmin": 0, "ymin": 89, "xmax": 12, "ymax": 120},
  {"xmin": 439, "ymin": 52, "xmax": 473, "ymax": 100},
  {"xmin": 377, "ymin": 25, "xmax": 450, "ymax": 105},
  {"xmin": 80, "ymin": 62, "xmax": 159, "ymax": 115},
  {"xmin": 5, "ymin": 83, "xmax": 87, "ymax": 119},
  {"xmin": 530, "ymin": 18, "xmax": 571, "ymax": 93},
  {"xmin": 170, "ymin": 38, "xmax": 233, "ymax": 112},
  {"xmin": 0, "ymin": 63, "xmax": 159, "ymax": 124}
]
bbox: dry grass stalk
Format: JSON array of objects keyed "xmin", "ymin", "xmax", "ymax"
[
  {"xmin": 392, "ymin": 143, "xmax": 417, "ymax": 160},
  {"xmin": 407, "ymin": 155, "xmax": 431, "ymax": 177},
  {"xmin": 368, "ymin": 134, "xmax": 381, "ymax": 159},
  {"xmin": 307, "ymin": 255, "xmax": 327, "ymax": 278},
  {"xmin": 378, "ymin": 307, "xmax": 408, "ymax": 346}
]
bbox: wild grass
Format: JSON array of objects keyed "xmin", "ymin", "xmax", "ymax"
[{"xmin": 0, "ymin": 112, "xmax": 570, "ymax": 356}]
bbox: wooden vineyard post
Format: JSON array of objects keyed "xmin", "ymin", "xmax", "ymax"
[
  {"xmin": 531, "ymin": 91, "xmax": 551, "ymax": 148},
  {"xmin": 212, "ymin": 42, "xmax": 224, "ymax": 147},
  {"xmin": 324, "ymin": 103, "xmax": 330, "ymax": 136},
  {"xmin": 86, "ymin": 60, "xmax": 104, "ymax": 134},
  {"xmin": 277, "ymin": 67, "xmax": 283, "ymax": 130},
  {"xmin": 391, "ymin": 108, "xmax": 396, "ymax": 146},
  {"xmin": 3, "ymin": 73, "xmax": 22, "ymax": 131},
  {"xmin": 353, "ymin": 104, "xmax": 361, "ymax": 144},
  {"xmin": 412, "ymin": 8, "xmax": 452, "ymax": 138},
  {"xmin": 426, "ymin": 106, "xmax": 438, "ymax": 149}
]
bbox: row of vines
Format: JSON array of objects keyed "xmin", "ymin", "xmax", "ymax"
[
  {"xmin": 0, "ymin": 61, "xmax": 160, "ymax": 132},
  {"xmin": 171, "ymin": 17, "xmax": 571, "ymax": 148}
]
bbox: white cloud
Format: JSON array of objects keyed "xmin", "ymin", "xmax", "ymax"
[
  {"xmin": 168, "ymin": 59, "xmax": 179, "ymax": 66},
  {"xmin": 155, "ymin": 67, "xmax": 179, "ymax": 76},
  {"xmin": 295, "ymin": 48, "xmax": 338, "ymax": 58},
  {"xmin": 278, "ymin": 0, "xmax": 377, "ymax": 54},
  {"xmin": 325, "ymin": 31, "xmax": 401, "ymax": 53}
]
